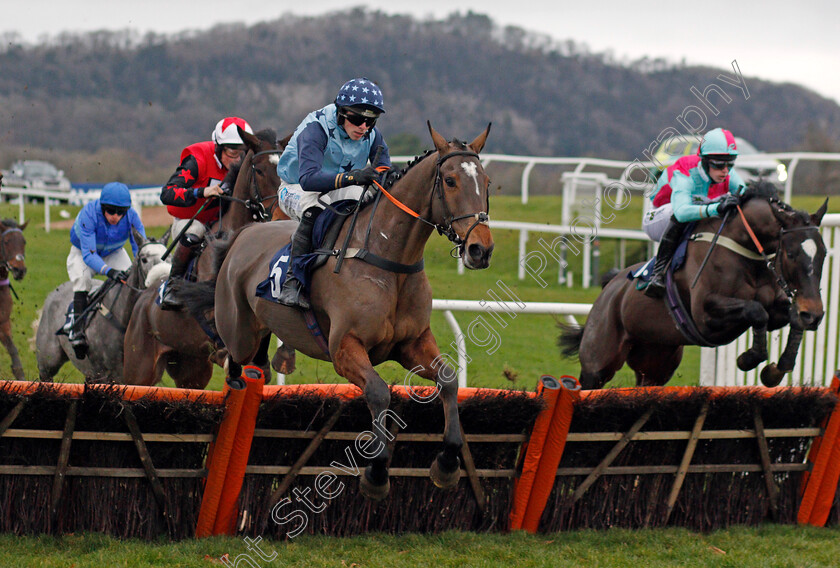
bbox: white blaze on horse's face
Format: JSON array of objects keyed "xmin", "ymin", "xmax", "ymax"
[
  {"xmin": 802, "ymin": 239, "xmax": 818, "ymax": 263},
  {"xmin": 460, "ymin": 162, "xmax": 480, "ymax": 196},
  {"xmin": 801, "ymin": 238, "xmax": 818, "ymax": 275}
]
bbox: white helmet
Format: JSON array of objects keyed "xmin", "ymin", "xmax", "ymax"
[{"xmin": 212, "ymin": 117, "xmax": 253, "ymax": 146}]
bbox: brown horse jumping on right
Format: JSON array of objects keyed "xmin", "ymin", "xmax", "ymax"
[{"xmin": 560, "ymin": 184, "xmax": 828, "ymax": 389}]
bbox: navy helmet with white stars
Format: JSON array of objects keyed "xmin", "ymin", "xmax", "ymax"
[{"xmin": 334, "ymin": 77, "xmax": 385, "ymax": 116}]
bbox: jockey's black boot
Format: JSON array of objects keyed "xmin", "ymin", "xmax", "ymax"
[
  {"xmin": 69, "ymin": 291, "xmax": 89, "ymax": 359},
  {"xmin": 277, "ymin": 207, "xmax": 321, "ymax": 310},
  {"xmin": 644, "ymin": 219, "xmax": 684, "ymax": 299},
  {"xmin": 160, "ymin": 233, "xmax": 202, "ymax": 311}
]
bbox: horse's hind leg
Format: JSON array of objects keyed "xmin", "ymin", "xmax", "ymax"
[
  {"xmin": 397, "ymin": 329, "xmax": 462, "ymax": 490},
  {"xmin": 578, "ymin": 329, "xmax": 630, "ymax": 390},
  {"xmin": 627, "ymin": 344, "xmax": 684, "ymax": 386},
  {"xmin": 167, "ymin": 355, "xmax": 213, "ymax": 389},
  {"xmin": 0, "ymin": 319, "xmax": 24, "ymax": 380},
  {"xmin": 333, "ymin": 334, "xmax": 392, "ymax": 501}
]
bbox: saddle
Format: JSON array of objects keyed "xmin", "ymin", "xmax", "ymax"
[
  {"xmin": 56, "ymin": 279, "xmax": 126, "ymax": 337},
  {"xmin": 629, "ymin": 222, "xmax": 717, "ymax": 346}
]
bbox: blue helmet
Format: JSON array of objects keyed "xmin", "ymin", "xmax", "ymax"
[
  {"xmin": 699, "ymin": 128, "xmax": 738, "ymax": 157},
  {"xmin": 100, "ymin": 182, "xmax": 132, "ymax": 207},
  {"xmin": 334, "ymin": 77, "xmax": 385, "ymax": 116}
]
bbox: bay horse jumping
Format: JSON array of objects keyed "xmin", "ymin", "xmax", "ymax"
[
  {"xmin": 181, "ymin": 123, "xmax": 493, "ymax": 499},
  {"xmin": 0, "ymin": 219, "xmax": 27, "ymax": 380},
  {"xmin": 123, "ymin": 127, "xmax": 290, "ymax": 388},
  {"xmin": 560, "ymin": 183, "xmax": 828, "ymax": 389},
  {"xmin": 35, "ymin": 230, "xmax": 169, "ymax": 383}
]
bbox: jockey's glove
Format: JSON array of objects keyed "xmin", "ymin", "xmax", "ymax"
[
  {"xmin": 338, "ymin": 165, "xmax": 378, "ymax": 188},
  {"xmin": 716, "ymin": 193, "xmax": 741, "ymax": 216},
  {"xmin": 106, "ymin": 268, "xmax": 128, "ymax": 282}
]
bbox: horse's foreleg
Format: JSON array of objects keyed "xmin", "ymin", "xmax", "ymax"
[
  {"xmin": 333, "ymin": 334, "xmax": 392, "ymax": 500},
  {"xmin": 252, "ymin": 334, "xmax": 272, "ymax": 385},
  {"xmin": 737, "ymin": 325, "xmax": 769, "ymax": 372},
  {"xmin": 0, "ymin": 321, "xmax": 24, "ymax": 380},
  {"xmin": 761, "ymin": 326, "xmax": 805, "ymax": 387},
  {"xmin": 397, "ymin": 329, "xmax": 462, "ymax": 490}
]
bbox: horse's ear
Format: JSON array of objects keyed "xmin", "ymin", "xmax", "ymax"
[
  {"xmin": 133, "ymin": 227, "xmax": 147, "ymax": 248},
  {"xmin": 469, "ymin": 123, "xmax": 492, "ymax": 154},
  {"xmin": 238, "ymin": 125, "xmax": 259, "ymax": 152},
  {"xmin": 160, "ymin": 225, "xmax": 172, "ymax": 247},
  {"xmin": 427, "ymin": 121, "xmax": 449, "ymax": 156},
  {"xmin": 19, "ymin": 220, "xmax": 28, "ymax": 231},
  {"xmin": 278, "ymin": 132, "xmax": 293, "ymax": 150},
  {"xmin": 772, "ymin": 205, "xmax": 797, "ymax": 229},
  {"xmin": 811, "ymin": 198, "xmax": 829, "ymax": 226}
]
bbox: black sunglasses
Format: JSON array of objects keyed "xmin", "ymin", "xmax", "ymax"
[
  {"xmin": 341, "ymin": 110, "xmax": 378, "ymax": 128},
  {"xmin": 102, "ymin": 205, "xmax": 129, "ymax": 216},
  {"xmin": 707, "ymin": 159, "xmax": 736, "ymax": 170}
]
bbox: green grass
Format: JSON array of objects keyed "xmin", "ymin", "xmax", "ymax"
[
  {"xmin": 1, "ymin": 194, "xmax": 834, "ymax": 391},
  {"xmin": 2, "ymin": 525, "xmax": 840, "ymax": 567}
]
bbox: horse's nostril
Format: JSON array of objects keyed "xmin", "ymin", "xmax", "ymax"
[
  {"xmin": 799, "ymin": 311, "xmax": 823, "ymax": 329},
  {"xmin": 468, "ymin": 244, "xmax": 484, "ymax": 260}
]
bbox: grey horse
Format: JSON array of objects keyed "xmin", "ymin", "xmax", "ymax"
[{"xmin": 35, "ymin": 229, "xmax": 170, "ymax": 383}]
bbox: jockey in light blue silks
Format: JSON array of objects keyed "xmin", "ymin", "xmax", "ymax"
[
  {"xmin": 67, "ymin": 182, "xmax": 146, "ymax": 358},
  {"xmin": 642, "ymin": 127, "xmax": 746, "ymax": 298},
  {"xmin": 275, "ymin": 77, "xmax": 392, "ymax": 309}
]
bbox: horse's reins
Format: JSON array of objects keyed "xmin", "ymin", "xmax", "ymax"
[
  {"xmin": 0, "ymin": 227, "xmax": 24, "ymax": 299},
  {"xmin": 242, "ymin": 148, "xmax": 283, "ymax": 221},
  {"xmin": 76, "ymin": 240, "xmax": 160, "ymax": 333}
]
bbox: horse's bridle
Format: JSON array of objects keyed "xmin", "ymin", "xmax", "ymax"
[
  {"xmin": 0, "ymin": 227, "xmax": 24, "ymax": 274},
  {"xmin": 736, "ymin": 203, "xmax": 821, "ymax": 304},
  {"xmin": 219, "ymin": 148, "xmax": 282, "ymax": 222},
  {"xmin": 246, "ymin": 148, "xmax": 283, "ymax": 221},
  {"xmin": 429, "ymin": 150, "xmax": 490, "ymax": 254}
]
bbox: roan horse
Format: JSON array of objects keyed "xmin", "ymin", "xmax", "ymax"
[
  {"xmin": 180, "ymin": 123, "xmax": 493, "ymax": 500},
  {"xmin": 35, "ymin": 229, "xmax": 169, "ymax": 383},
  {"xmin": 560, "ymin": 183, "xmax": 828, "ymax": 389},
  {"xmin": 0, "ymin": 219, "xmax": 28, "ymax": 380},
  {"xmin": 123, "ymin": 127, "xmax": 290, "ymax": 388}
]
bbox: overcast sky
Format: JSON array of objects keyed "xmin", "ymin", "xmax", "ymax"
[{"xmin": 4, "ymin": 1, "xmax": 839, "ymax": 105}]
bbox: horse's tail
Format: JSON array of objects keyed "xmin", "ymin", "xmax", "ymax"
[
  {"xmin": 557, "ymin": 322, "xmax": 585, "ymax": 359},
  {"xmin": 600, "ymin": 268, "xmax": 621, "ymax": 288},
  {"xmin": 171, "ymin": 278, "xmax": 217, "ymax": 330}
]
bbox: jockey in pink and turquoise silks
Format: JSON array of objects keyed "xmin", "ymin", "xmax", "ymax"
[{"xmin": 642, "ymin": 127, "xmax": 746, "ymax": 298}]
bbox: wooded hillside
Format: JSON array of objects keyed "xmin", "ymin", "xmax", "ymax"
[{"xmin": 1, "ymin": 9, "xmax": 838, "ymax": 184}]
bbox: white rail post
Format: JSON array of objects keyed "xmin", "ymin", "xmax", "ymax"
[{"xmin": 442, "ymin": 310, "xmax": 468, "ymax": 388}]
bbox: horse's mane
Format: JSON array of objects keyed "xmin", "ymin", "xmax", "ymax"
[
  {"xmin": 1, "ymin": 218, "xmax": 20, "ymax": 228},
  {"xmin": 381, "ymin": 149, "xmax": 435, "ymax": 190},
  {"xmin": 739, "ymin": 180, "xmax": 815, "ymax": 227}
]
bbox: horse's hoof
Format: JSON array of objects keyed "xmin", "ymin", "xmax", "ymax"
[
  {"xmin": 760, "ymin": 364, "xmax": 784, "ymax": 388},
  {"xmin": 430, "ymin": 453, "xmax": 461, "ymax": 490},
  {"xmin": 737, "ymin": 351, "xmax": 764, "ymax": 372},
  {"xmin": 359, "ymin": 466, "xmax": 390, "ymax": 501}
]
